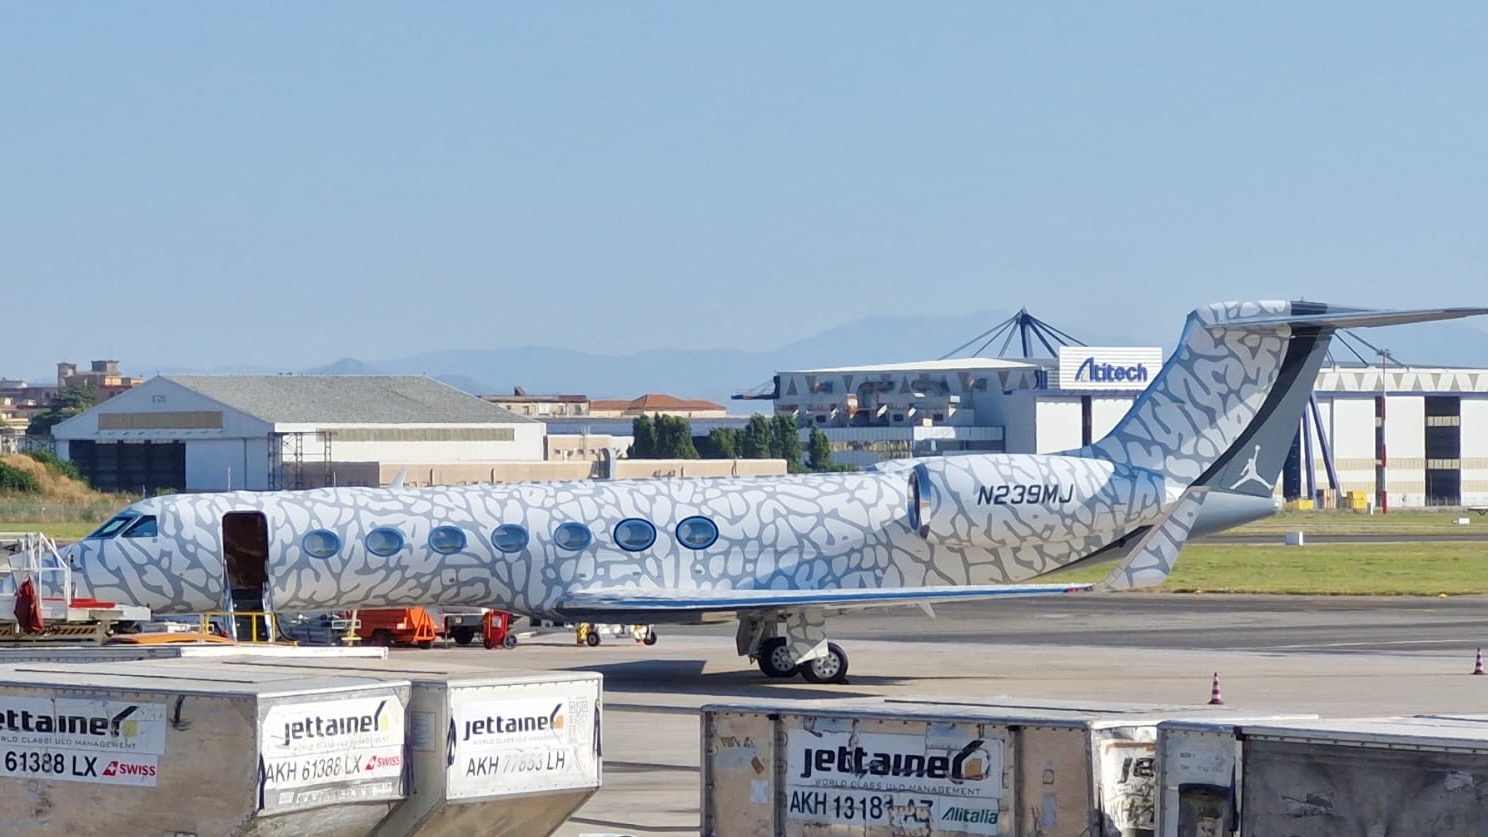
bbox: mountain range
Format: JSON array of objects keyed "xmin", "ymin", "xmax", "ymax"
[{"xmin": 43, "ymin": 309, "xmax": 1488, "ymax": 410}]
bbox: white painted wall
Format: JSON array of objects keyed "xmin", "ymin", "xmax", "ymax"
[
  {"xmin": 1461, "ymin": 399, "xmax": 1488, "ymax": 505},
  {"xmin": 1034, "ymin": 397, "xmax": 1083, "ymax": 453},
  {"xmin": 1090, "ymin": 397, "xmax": 1135, "ymax": 442},
  {"xmin": 1328, "ymin": 397, "xmax": 1377, "ymax": 496},
  {"xmin": 1382, "ymin": 395, "xmax": 1426, "ymax": 506},
  {"xmin": 186, "ymin": 439, "xmax": 272, "ymax": 492},
  {"xmin": 273, "ymin": 423, "xmax": 546, "ymax": 465},
  {"xmin": 1001, "ymin": 395, "xmax": 1039, "ymax": 454}
]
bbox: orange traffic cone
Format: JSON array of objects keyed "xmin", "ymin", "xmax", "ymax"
[
  {"xmin": 1474, "ymin": 649, "xmax": 1485, "ymax": 676},
  {"xmin": 1207, "ymin": 672, "xmax": 1225, "ymax": 705}
]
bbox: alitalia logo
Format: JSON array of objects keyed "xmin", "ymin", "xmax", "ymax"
[{"xmin": 943, "ymin": 805, "xmax": 999, "ymax": 826}]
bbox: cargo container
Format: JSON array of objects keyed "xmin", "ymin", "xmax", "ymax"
[
  {"xmin": 701, "ymin": 696, "xmax": 1311, "ymax": 837},
  {"xmin": 1155, "ymin": 714, "xmax": 1321, "ymax": 837},
  {"xmin": 0, "ymin": 661, "xmax": 411, "ymax": 836},
  {"xmin": 1238, "ymin": 716, "xmax": 1488, "ymax": 837},
  {"xmin": 200, "ymin": 655, "xmax": 603, "ymax": 837},
  {"xmin": 0, "ymin": 642, "xmax": 386, "ymax": 665}
]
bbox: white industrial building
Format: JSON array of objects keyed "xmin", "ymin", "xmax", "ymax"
[
  {"xmin": 52, "ymin": 375, "xmax": 543, "ymax": 493},
  {"xmin": 765, "ymin": 346, "xmax": 1488, "ymax": 508}
]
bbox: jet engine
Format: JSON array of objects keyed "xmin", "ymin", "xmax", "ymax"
[{"xmin": 907, "ymin": 455, "xmax": 1167, "ymax": 549}]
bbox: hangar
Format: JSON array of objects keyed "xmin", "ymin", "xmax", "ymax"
[
  {"xmin": 753, "ymin": 311, "xmax": 1488, "ymax": 509},
  {"xmin": 52, "ymin": 375, "xmax": 543, "ymax": 493}
]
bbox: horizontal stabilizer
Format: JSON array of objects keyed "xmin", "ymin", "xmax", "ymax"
[
  {"xmin": 1206, "ymin": 305, "xmax": 1488, "ymax": 332},
  {"xmin": 1097, "ymin": 487, "xmax": 1208, "ymax": 592},
  {"xmin": 555, "ymin": 582, "xmax": 1092, "ymax": 619}
]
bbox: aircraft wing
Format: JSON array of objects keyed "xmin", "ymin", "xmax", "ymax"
[{"xmin": 553, "ymin": 581, "xmax": 1092, "ymax": 621}]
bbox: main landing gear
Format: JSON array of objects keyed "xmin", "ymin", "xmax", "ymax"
[
  {"xmin": 740, "ymin": 612, "xmax": 850, "ymax": 685},
  {"xmin": 758, "ymin": 637, "xmax": 850, "ymax": 684}
]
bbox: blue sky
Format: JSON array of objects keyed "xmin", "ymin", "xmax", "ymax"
[{"xmin": 3, "ymin": 4, "xmax": 1485, "ymax": 381}]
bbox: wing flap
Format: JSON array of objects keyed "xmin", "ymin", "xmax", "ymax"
[{"xmin": 555, "ymin": 582, "xmax": 1092, "ymax": 618}]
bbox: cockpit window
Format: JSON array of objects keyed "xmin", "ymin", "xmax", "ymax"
[
  {"xmin": 120, "ymin": 516, "xmax": 158, "ymax": 539},
  {"xmin": 86, "ymin": 513, "xmax": 138, "ymax": 540}
]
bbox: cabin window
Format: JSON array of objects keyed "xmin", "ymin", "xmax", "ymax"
[
  {"xmin": 675, "ymin": 516, "xmax": 719, "ymax": 550},
  {"xmin": 553, "ymin": 522, "xmax": 592, "ymax": 551},
  {"xmin": 428, "ymin": 526, "xmax": 467, "ymax": 555},
  {"xmin": 613, "ymin": 518, "xmax": 656, "ymax": 552},
  {"xmin": 302, "ymin": 529, "xmax": 342, "ymax": 559},
  {"xmin": 87, "ymin": 513, "xmax": 137, "ymax": 540},
  {"xmin": 365, "ymin": 527, "xmax": 405, "ymax": 557},
  {"xmin": 491, "ymin": 524, "xmax": 530, "ymax": 554},
  {"xmin": 120, "ymin": 515, "xmax": 158, "ymax": 538}
]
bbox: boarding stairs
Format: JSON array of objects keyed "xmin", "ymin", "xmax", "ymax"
[{"xmin": 0, "ymin": 532, "xmax": 152, "ymax": 643}]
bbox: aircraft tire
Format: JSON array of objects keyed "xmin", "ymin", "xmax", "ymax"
[
  {"xmin": 800, "ymin": 643, "xmax": 849, "ymax": 685},
  {"xmin": 758, "ymin": 638, "xmax": 799, "ymax": 678}
]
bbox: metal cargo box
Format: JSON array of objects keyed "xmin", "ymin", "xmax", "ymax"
[
  {"xmin": 0, "ymin": 661, "xmax": 411, "ymax": 836},
  {"xmin": 701, "ymin": 696, "xmax": 1300, "ymax": 837},
  {"xmin": 1239, "ymin": 717, "xmax": 1488, "ymax": 837},
  {"xmin": 1153, "ymin": 714, "xmax": 1320, "ymax": 837},
  {"xmin": 202, "ymin": 656, "xmax": 603, "ymax": 837},
  {"xmin": 0, "ymin": 643, "xmax": 387, "ymax": 665}
]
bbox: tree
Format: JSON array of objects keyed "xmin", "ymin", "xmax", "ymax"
[
  {"xmin": 771, "ymin": 415, "xmax": 803, "ymax": 472},
  {"xmin": 654, "ymin": 415, "xmax": 698, "ymax": 459},
  {"xmin": 704, "ymin": 427, "xmax": 740, "ymax": 459},
  {"xmin": 628, "ymin": 415, "xmax": 657, "ymax": 458},
  {"xmin": 741, "ymin": 415, "xmax": 772, "ymax": 459},
  {"xmin": 26, "ymin": 384, "xmax": 98, "ymax": 437},
  {"xmin": 808, "ymin": 427, "xmax": 834, "ymax": 471}
]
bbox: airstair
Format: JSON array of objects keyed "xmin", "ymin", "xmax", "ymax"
[{"xmin": 0, "ymin": 532, "xmax": 152, "ymax": 642}]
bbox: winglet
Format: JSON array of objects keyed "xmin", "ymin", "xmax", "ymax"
[
  {"xmin": 1097, "ymin": 487, "xmax": 1209, "ymax": 592},
  {"xmin": 389, "ymin": 468, "xmax": 408, "ymax": 490}
]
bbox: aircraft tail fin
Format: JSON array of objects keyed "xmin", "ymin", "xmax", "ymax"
[{"xmin": 1076, "ymin": 301, "xmax": 1488, "ymax": 495}]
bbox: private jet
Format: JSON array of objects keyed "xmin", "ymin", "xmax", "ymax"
[{"xmin": 60, "ymin": 300, "xmax": 1488, "ymax": 683}]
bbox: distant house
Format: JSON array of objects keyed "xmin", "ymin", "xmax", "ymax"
[
  {"xmin": 587, "ymin": 394, "xmax": 728, "ymax": 420},
  {"xmin": 482, "ymin": 386, "xmax": 590, "ymax": 418}
]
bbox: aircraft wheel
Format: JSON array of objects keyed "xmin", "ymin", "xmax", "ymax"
[
  {"xmin": 757, "ymin": 637, "xmax": 799, "ymax": 678},
  {"xmin": 800, "ymin": 643, "xmax": 849, "ymax": 685},
  {"xmin": 642, "ymin": 630, "xmax": 658, "ymax": 646},
  {"xmin": 585, "ymin": 631, "xmax": 601, "ymax": 647}
]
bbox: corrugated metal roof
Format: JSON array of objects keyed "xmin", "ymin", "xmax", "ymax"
[{"xmin": 164, "ymin": 375, "xmax": 537, "ymax": 425}]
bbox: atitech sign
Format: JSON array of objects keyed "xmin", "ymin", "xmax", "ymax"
[{"xmin": 1057, "ymin": 347, "xmax": 1164, "ymax": 391}]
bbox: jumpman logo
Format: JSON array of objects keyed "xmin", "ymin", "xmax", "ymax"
[{"xmin": 1229, "ymin": 444, "xmax": 1272, "ymax": 491}]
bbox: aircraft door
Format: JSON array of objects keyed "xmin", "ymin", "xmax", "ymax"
[{"xmin": 222, "ymin": 511, "xmax": 270, "ymax": 615}]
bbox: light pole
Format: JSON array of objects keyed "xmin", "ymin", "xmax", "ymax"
[{"xmin": 1377, "ymin": 348, "xmax": 1392, "ymax": 514}]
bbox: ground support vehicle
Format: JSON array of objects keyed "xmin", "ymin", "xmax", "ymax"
[{"xmin": 0, "ymin": 532, "xmax": 151, "ymax": 644}]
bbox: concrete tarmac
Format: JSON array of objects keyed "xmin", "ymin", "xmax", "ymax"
[{"xmin": 391, "ymin": 593, "xmax": 1488, "ymax": 837}]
